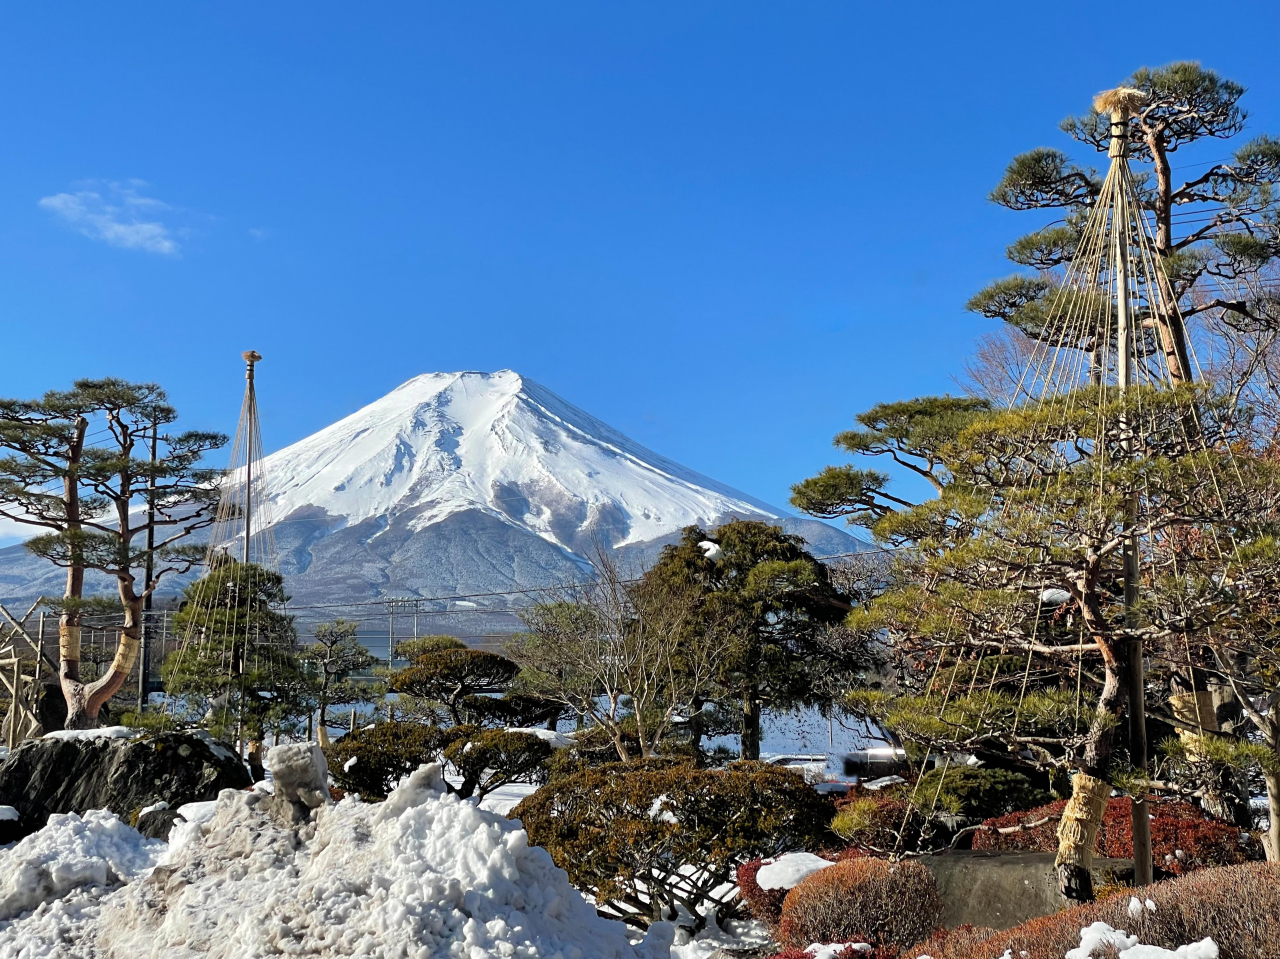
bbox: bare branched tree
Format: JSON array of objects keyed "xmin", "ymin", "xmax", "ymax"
[{"xmin": 508, "ymin": 549, "xmax": 736, "ymax": 761}]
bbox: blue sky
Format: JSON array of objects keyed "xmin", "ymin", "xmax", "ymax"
[{"xmin": 2, "ymin": 2, "xmax": 1277, "ymax": 539}]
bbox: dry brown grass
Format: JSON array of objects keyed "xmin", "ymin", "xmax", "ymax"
[{"xmin": 907, "ymin": 861, "xmax": 1280, "ymax": 959}]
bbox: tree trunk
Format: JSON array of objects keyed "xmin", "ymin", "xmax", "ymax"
[
  {"xmin": 612, "ymin": 728, "xmax": 631, "ymax": 762},
  {"xmin": 68, "ymin": 592, "xmax": 143, "ymax": 729},
  {"xmin": 1265, "ymin": 768, "xmax": 1280, "ymax": 863},
  {"xmin": 1143, "ymin": 126, "xmax": 1191, "ymax": 384},
  {"xmin": 740, "ymin": 692, "xmax": 762, "ymax": 761},
  {"xmin": 59, "ymin": 417, "xmax": 89, "ymax": 728},
  {"xmin": 1057, "ymin": 632, "xmax": 1130, "ymax": 901}
]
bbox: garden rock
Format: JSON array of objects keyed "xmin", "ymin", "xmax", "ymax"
[
  {"xmin": 136, "ymin": 807, "xmax": 185, "ymax": 840},
  {"xmin": 0, "ymin": 730, "xmax": 251, "ymax": 838}
]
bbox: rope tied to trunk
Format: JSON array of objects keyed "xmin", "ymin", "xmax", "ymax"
[
  {"xmin": 1055, "ymin": 771, "xmax": 1111, "ymax": 871},
  {"xmin": 1170, "ymin": 691, "xmax": 1218, "ymax": 758},
  {"xmin": 59, "ymin": 624, "xmax": 81, "ymax": 663},
  {"xmin": 110, "ymin": 634, "xmax": 140, "ymax": 675}
]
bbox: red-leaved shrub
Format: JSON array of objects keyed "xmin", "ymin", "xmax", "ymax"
[
  {"xmin": 906, "ymin": 862, "xmax": 1280, "ymax": 959},
  {"xmin": 736, "ymin": 859, "xmax": 789, "ymax": 929},
  {"xmin": 972, "ymin": 796, "xmax": 1261, "ymax": 874},
  {"xmin": 778, "ymin": 858, "xmax": 941, "ymax": 952}
]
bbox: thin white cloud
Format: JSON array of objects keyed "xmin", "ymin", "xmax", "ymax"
[{"xmin": 39, "ymin": 181, "xmax": 179, "ymax": 255}]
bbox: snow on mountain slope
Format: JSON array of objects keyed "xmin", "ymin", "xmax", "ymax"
[
  {"xmin": 0, "ymin": 371, "xmax": 869, "ymax": 608},
  {"xmin": 261, "ymin": 370, "xmax": 780, "ymax": 553}
]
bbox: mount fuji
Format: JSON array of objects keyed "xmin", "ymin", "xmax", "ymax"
[{"xmin": 0, "ymin": 371, "xmax": 868, "ymax": 609}]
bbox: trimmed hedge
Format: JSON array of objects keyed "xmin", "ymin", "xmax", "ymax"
[
  {"xmin": 777, "ymin": 858, "xmax": 941, "ymax": 952},
  {"xmin": 908, "ymin": 861, "xmax": 1280, "ymax": 959},
  {"xmin": 912, "ymin": 766, "xmax": 1051, "ymax": 819},
  {"xmin": 972, "ymin": 796, "xmax": 1262, "ymax": 874},
  {"xmin": 442, "ymin": 728, "xmax": 552, "ymax": 799},
  {"xmin": 324, "ymin": 721, "xmax": 468, "ymax": 799},
  {"xmin": 512, "ymin": 761, "xmax": 833, "ymax": 930}
]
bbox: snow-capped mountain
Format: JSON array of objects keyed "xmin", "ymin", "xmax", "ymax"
[{"xmin": 0, "ymin": 371, "xmax": 868, "ymax": 609}]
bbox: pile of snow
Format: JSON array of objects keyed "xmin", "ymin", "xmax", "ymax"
[
  {"xmin": 0, "ymin": 763, "xmax": 674, "ymax": 958},
  {"xmin": 0, "ymin": 809, "xmax": 164, "ymax": 920},
  {"xmin": 755, "ymin": 853, "xmax": 835, "ymax": 891}
]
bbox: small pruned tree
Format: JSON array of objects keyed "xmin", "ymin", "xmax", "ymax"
[
  {"xmin": 300, "ymin": 619, "xmax": 379, "ymax": 741},
  {"xmin": 0, "ymin": 379, "xmax": 226, "ymax": 728},
  {"xmin": 442, "ymin": 728, "xmax": 553, "ymax": 800},
  {"xmin": 389, "ymin": 641, "xmax": 519, "ymax": 727}
]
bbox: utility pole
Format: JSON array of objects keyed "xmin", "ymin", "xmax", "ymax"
[
  {"xmin": 1110, "ymin": 100, "xmax": 1153, "ymax": 888},
  {"xmin": 139, "ymin": 422, "xmax": 157, "ymax": 710}
]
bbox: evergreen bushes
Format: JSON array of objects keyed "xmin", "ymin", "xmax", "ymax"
[
  {"xmin": 324, "ymin": 721, "xmax": 468, "ymax": 799},
  {"xmin": 908, "ymin": 862, "xmax": 1280, "ymax": 959},
  {"xmin": 776, "ymin": 858, "xmax": 941, "ymax": 952},
  {"xmin": 830, "ymin": 792, "xmax": 924, "ymax": 853},
  {"xmin": 510, "ymin": 761, "xmax": 833, "ymax": 930},
  {"xmin": 912, "ymin": 766, "xmax": 1051, "ymax": 819}
]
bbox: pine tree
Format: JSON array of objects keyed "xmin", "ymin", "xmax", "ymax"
[
  {"xmin": 299, "ymin": 619, "xmax": 379, "ymax": 742},
  {"xmin": 967, "ymin": 62, "xmax": 1279, "ymax": 393},
  {"xmin": 0, "ymin": 379, "xmax": 225, "ymax": 728},
  {"xmin": 642, "ymin": 520, "xmax": 854, "ymax": 760},
  {"xmin": 163, "ymin": 560, "xmax": 304, "ymax": 743},
  {"xmin": 794, "ymin": 387, "xmax": 1280, "ymax": 893}
]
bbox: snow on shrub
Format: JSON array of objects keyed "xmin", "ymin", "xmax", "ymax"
[
  {"xmin": 906, "ymin": 861, "xmax": 1280, "ymax": 959},
  {"xmin": 971, "ymin": 796, "xmax": 1262, "ymax": 874},
  {"xmin": 777, "ymin": 857, "xmax": 941, "ymax": 952},
  {"xmin": 737, "ymin": 858, "xmax": 790, "ymax": 929},
  {"xmin": 512, "ymin": 760, "xmax": 833, "ymax": 930},
  {"xmin": 738, "ymin": 853, "xmax": 836, "ymax": 930}
]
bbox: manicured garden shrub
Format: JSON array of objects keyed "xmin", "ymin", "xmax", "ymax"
[
  {"xmin": 442, "ymin": 728, "xmax": 553, "ymax": 799},
  {"xmin": 830, "ymin": 791, "xmax": 926, "ymax": 853},
  {"xmin": 972, "ymin": 796, "xmax": 1262, "ymax": 874},
  {"xmin": 906, "ymin": 861, "xmax": 1280, "ymax": 959},
  {"xmin": 912, "ymin": 766, "xmax": 1051, "ymax": 819},
  {"xmin": 736, "ymin": 858, "xmax": 790, "ymax": 930},
  {"xmin": 776, "ymin": 858, "xmax": 941, "ymax": 952},
  {"xmin": 512, "ymin": 762, "xmax": 833, "ymax": 930},
  {"xmin": 324, "ymin": 721, "xmax": 469, "ymax": 799}
]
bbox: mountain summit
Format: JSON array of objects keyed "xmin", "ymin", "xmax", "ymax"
[
  {"xmin": 265, "ymin": 370, "xmax": 779, "ymax": 556},
  {"xmin": 0, "ymin": 371, "xmax": 866, "ymax": 607}
]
